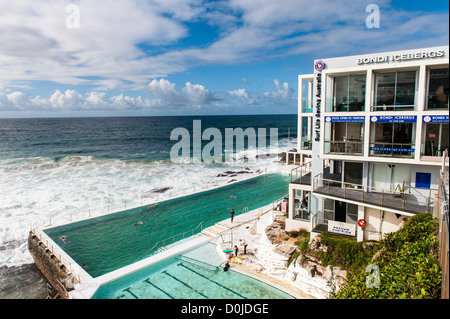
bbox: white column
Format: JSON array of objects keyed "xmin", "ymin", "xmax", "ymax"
[
  {"xmin": 298, "ymin": 75, "xmax": 303, "ymax": 152},
  {"xmin": 288, "ymin": 184, "xmax": 295, "ymax": 220},
  {"xmin": 364, "ymin": 69, "xmax": 373, "ymax": 158},
  {"xmin": 357, "ymin": 205, "xmax": 365, "ymax": 242},
  {"xmin": 415, "ymin": 64, "xmax": 427, "ymax": 161}
]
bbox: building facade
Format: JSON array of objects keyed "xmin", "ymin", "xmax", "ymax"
[{"xmin": 287, "ymin": 46, "xmax": 449, "ymax": 242}]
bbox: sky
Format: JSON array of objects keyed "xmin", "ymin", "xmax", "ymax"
[{"xmin": 0, "ymin": 0, "xmax": 448, "ymax": 118}]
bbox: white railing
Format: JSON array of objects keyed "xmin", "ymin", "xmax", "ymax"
[
  {"xmin": 290, "ymin": 161, "xmax": 312, "ymax": 183},
  {"xmin": 311, "ymin": 210, "xmax": 323, "ymax": 229},
  {"xmin": 313, "ymin": 174, "xmax": 436, "ymax": 213}
]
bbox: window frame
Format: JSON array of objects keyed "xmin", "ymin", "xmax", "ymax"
[{"xmin": 372, "ymin": 69, "xmax": 418, "ymax": 111}]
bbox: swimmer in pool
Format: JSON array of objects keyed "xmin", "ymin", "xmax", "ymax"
[
  {"xmin": 133, "ymin": 221, "xmax": 144, "ymax": 226},
  {"xmin": 59, "ymin": 235, "xmax": 66, "ymax": 242}
]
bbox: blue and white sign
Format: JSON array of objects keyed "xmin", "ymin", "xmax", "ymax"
[
  {"xmin": 370, "ymin": 115, "xmax": 417, "ymax": 123},
  {"xmin": 315, "ymin": 61, "xmax": 326, "ymax": 71},
  {"xmin": 328, "ymin": 220, "xmax": 356, "ymax": 236},
  {"xmin": 325, "ymin": 116, "xmax": 365, "ymax": 123},
  {"xmin": 370, "ymin": 147, "xmax": 415, "ymax": 152},
  {"xmin": 423, "ymin": 115, "xmax": 449, "ymax": 123}
]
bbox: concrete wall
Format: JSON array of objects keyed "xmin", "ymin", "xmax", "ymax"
[
  {"xmin": 363, "ymin": 207, "xmax": 408, "ymax": 241},
  {"xmin": 28, "ymin": 232, "xmax": 71, "ymax": 299},
  {"xmin": 286, "ymin": 218, "xmax": 312, "ymax": 233}
]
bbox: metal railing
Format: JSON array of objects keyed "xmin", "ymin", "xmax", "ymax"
[
  {"xmin": 273, "ymin": 192, "xmax": 289, "ymax": 210},
  {"xmin": 293, "ymin": 206, "xmax": 311, "ymax": 221},
  {"xmin": 311, "ymin": 210, "xmax": 323, "ymax": 230},
  {"xmin": 324, "ymin": 140, "xmax": 364, "ymax": 155},
  {"xmin": 290, "ymin": 161, "xmax": 312, "ymax": 183},
  {"xmin": 29, "ymin": 228, "xmax": 92, "ymax": 288},
  {"xmin": 313, "ymin": 174, "xmax": 436, "ymax": 213},
  {"xmin": 439, "ymin": 149, "xmax": 449, "ymax": 298},
  {"xmin": 149, "ymin": 221, "xmax": 204, "ymax": 252}
]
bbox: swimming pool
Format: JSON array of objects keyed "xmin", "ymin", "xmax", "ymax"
[
  {"xmin": 44, "ymin": 173, "xmax": 290, "ymax": 278},
  {"xmin": 91, "ymin": 243, "xmax": 294, "ymax": 299}
]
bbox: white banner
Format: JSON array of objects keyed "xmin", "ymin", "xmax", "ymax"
[{"xmin": 328, "ymin": 220, "xmax": 356, "ymax": 236}]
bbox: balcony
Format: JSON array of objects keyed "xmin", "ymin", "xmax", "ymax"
[
  {"xmin": 291, "ymin": 164, "xmax": 341, "ymax": 187},
  {"xmin": 324, "ymin": 140, "xmax": 363, "ymax": 156},
  {"xmin": 312, "ymin": 174, "xmax": 435, "ymax": 215}
]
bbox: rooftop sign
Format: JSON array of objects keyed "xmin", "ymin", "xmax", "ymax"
[{"xmin": 357, "ymin": 49, "xmax": 445, "ymax": 65}]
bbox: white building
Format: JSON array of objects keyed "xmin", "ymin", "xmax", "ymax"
[{"xmin": 287, "ymin": 46, "xmax": 449, "ymax": 242}]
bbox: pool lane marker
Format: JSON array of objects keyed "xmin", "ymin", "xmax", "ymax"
[
  {"xmin": 162, "ymin": 270, "xmax": 208, "ymax": 299},
  {"xmin": 143, "ymin": 278, "xmax": 174, "ymax": 299},
  {"xmin": 122, "ymin": 287, "xmax": 139, "ymax": 299},
  {"xmin": 177, "ymin": 262, "xmax": 246, "ymax": 299}
]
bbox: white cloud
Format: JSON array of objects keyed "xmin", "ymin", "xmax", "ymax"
[
  {"xmin": 148, "ymin": 79, "xmax": 220, "ymax": 109},
  {"xmin": 0, "ymin": 0, "xmax": 191, "ymax": 89},
  {"xmin": 148, "ymin": 79, "xmax": 181, "ymax": 101},
  {"xmin": 182, "ymin": 82, "xmax": 218, "ymax": 107},
  {"xmin": 6, "ymin": 91, "xmax": 27, "ymax": 105},
  {"xmin": 0, "ymin": 88, "xmax": 158, "ymax": 112},
  {"xmin": 1, "ymin": 0, "xmax": 447, "ymax": 93},
  {"xmin": 49, "ymin": 90, "xmax": 84, "ymax": 109},
  {"xmin": 0, "ymin": 0, "xmax": 448, "ymax": 116},
  {"xmin": 227, "ymin": 88, "xmax": 254, "ymax": 105},
  {"xmin": 259, "ymin": 79, "xmax": 295, "ymax": 103},
  {"xmin": 0, "ymin": 77, "xmax": 299, "ymax": 114}
]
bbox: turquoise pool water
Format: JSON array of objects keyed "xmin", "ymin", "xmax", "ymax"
[
  {"xmin": 44, "ymin": 173, "xmax": 289, "ymax": 278},
  {"xmin": 92, "ymin": 243, "xmax": 294, "ymax": 299}
]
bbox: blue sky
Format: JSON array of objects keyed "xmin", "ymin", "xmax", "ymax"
[{"xmin": 0, "ymin": 0, "xmax": 448, "ymax": 117}]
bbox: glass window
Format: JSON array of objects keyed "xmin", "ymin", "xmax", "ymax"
[
  {"xmin": 373, "ymin": 71, "xmax": 416, "ymax": 111},
  {"xmin": 346, "ymin": 204, "xmax": 358, "ymax": 224},
  {"xmin": 301, "ymin": 79, "xmax": 314, "ymax": 113},
  {"xmin": 370, "ymin": 122, "xmax": 415, "ymax": 158},
  {"xmin": 332, "ymin": 74, "xmax": 365, "ymax": 112},
  {"xmin": 372, "ymin": 163, "xmax": 411, "ymax": 192},
  {"xmin": 294, "ymin": 190, "xmax": 310, "ymax": 220},
  {"xmin": 427, "ymin": 68, "xmax": 449, "ymax": 109},
  {"xmin": 323, "ymin": 198, "xmax": 335, "ymax": 221},
  {"xmin": 344, "ymin": 162, "xmax": 363, "ymax": 186},
  {"xmin": 422, "ymin": 123, "xmax": 449, "ymax": 156},
  {"xmin": 301, "ymin": 117, "xmax": 312, "ymax": 150},
  {"xmin": 325, "ymin": 122, "xmax": 364, "ymax": 155}
]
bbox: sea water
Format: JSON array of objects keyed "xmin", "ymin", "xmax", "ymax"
[{"xmin": 0, "ymin": 114, "xmax": 297, "ymax": 298}]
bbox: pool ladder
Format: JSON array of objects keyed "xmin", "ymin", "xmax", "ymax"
[{"xmin": 149, "ymin": 221, "xmax": 204, "ymax": 252}]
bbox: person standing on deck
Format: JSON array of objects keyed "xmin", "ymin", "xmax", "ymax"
[
  {"xmin": 239, "ymin": 238, "xmax": 247, "ymax": 255},
  {"xmin": 230, "ymin": 208, "xmax": 235, "ymax": 223}
]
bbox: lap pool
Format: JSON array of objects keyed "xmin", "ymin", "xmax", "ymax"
[
  {"xmin": 44, "ymin": 173, "xmax": 290, "ymax": 278},
  {"xmin": 91, "ymin": 242, "xmax": 294, "ymax": 299}
]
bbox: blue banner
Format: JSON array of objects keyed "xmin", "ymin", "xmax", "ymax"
[
  {"xmin": 370, "ymin": 147, "xmax": 415, "ymax": 152},
  {"xmin": 325, "ymin": 116, "xmax": 365, "ymax": 123},
  {"xmin": 423, "ymin": 115, "xmax": 449, "ymax": 123},
  {"xmin": 370, "ymin": 115, "xmax": 416, "ymax": 123}
]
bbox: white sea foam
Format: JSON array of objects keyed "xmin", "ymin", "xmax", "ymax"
[{"xmin": 0, "ymin": 139, "xmax": 295, "ymax": 268}]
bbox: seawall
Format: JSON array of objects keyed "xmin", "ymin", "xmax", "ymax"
[{"xmin": 28, "ymin": 231, "xmax": 72, "ymax": 299}]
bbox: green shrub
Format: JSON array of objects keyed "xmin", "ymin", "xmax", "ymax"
[
  {"xmin": 333, "ymin": 213, "xmax": 441, "ymax": 299},
  {"xmin": 317, "ymin": 233, "xmax": 378, "ymax": 273}
]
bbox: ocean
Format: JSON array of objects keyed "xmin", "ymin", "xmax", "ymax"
[{"xmin": 0, "ymin": 114, "xmax": 297, "ymax": 298}]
